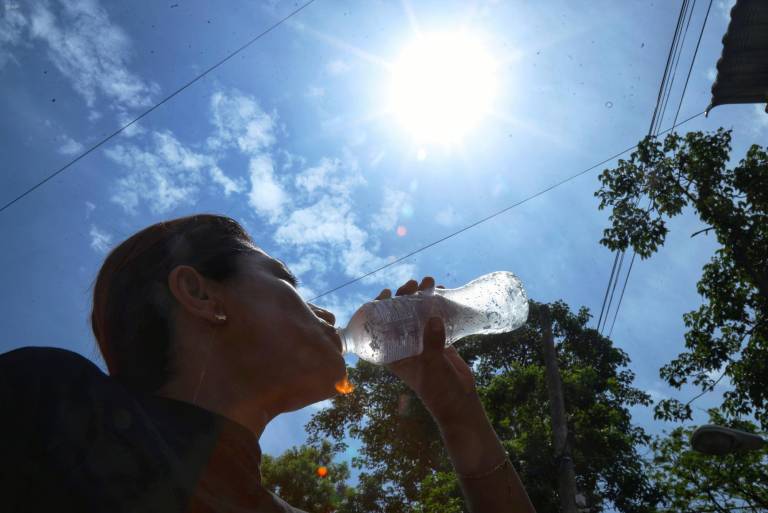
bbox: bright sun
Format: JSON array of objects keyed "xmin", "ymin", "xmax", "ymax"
[{"xmin": 390, "ymin": 32, "xmax": 498, "ymax": 144}]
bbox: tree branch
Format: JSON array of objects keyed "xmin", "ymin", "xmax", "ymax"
[
  {"xmin": 705, "ymin": 488, "xmax": 729, "ymax": 513},
  {"xmin": 691, "ymin": 226, "xmax": 715, "ymax": 238}
]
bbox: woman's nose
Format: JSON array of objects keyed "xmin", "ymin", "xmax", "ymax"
[{"xmin": 309, "ymin": 304, "xmax": 336, "ymax": 326}]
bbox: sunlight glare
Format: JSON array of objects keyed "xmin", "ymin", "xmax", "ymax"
[{"xmin": 390, "ymin": 32, "xmax": 498, "ymax": 143}]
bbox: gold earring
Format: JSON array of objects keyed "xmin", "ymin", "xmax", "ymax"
[{"xmin": 214, "ymin": 313, "xmax": 227, "ymax": 322}]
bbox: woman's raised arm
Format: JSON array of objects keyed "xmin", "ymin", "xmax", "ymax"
[{"xmin": 380, "ymin": 278, "xmax": 536, "ymax": 513}]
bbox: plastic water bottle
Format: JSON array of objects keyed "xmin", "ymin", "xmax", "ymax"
[{"xmin": 339, "ymin": 271, "xmax": 529, "ymax": 364}]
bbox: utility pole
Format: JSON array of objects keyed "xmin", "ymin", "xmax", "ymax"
[{"xmin": 540, "ymin": 305, "xmax": 578, "ymax": 513}]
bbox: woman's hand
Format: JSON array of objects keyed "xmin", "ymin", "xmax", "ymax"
[{"xmin": 375, "ymin": 276, "xmax": 478, "ymax": 424}]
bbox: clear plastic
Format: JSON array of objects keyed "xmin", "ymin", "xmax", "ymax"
[{"xmin": 339, "ymin": 271, "xmax": 529, "ymax": 364}]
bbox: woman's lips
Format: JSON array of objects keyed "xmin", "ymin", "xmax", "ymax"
[{"xmin": 324, "ymin": 326, "xmax": 344, "ymax": 353}]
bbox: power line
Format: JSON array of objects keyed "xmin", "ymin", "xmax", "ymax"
[
  {"xmin": 599, "ymin": 0, "xmax": 705, "ymax": 336},
  {"xmin": 656, "ymin": 0, "xmax": 697, "ymax": 134},
  {"xmin": 596, "ymin": 252, "xmax": 620, "ymax": 331},
  {"xmin": 601, "ymin": 250, "xmax": 625, "ymax": 333},
  {"xmin": 602, "ymin": 0, "xmax": 694, "ymax": 334},
  {"xmin": 308, "ymin": 110, "xmax": 705, "ymax": 303},
  {"xmin": 607, "ymin": 250, "xmax": 636, "ymax": 338},
  {"xmin": 0, "ymin": 0, "xmax": 317, "ymax": 216},
  {"xmin": 598, "ymin": 0, "xmax": 689, "ymax": 335},
  {"xmin": 607, "ymin": 0, "xmax": 714, "ymax": 336},
  {"xmin": 672, "ymin": 0, "xmax": 715, "ymax": 128},
  {"xmin": 647, "ymin": 0, "xmax": 690, "ymax": 136}
]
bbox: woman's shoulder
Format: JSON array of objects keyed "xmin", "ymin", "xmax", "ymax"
[
  {"xmin": 0, "ymin": 345, "xmax": 102, "ymax": 372},
  {"xmin": 1, "ymin": 345, "xmax": 98, "ymax": 365},
  {"xmin": 0, "ymin": 346, "xmax": 111, "ymax": 403},
  {"xmin": 0, "ymin": 345, "xmax": 105, "ymax": 391}
]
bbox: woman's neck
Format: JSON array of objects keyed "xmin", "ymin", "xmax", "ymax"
[{"xmin": 157, "ymin": 366, "xmax": 276, "ymax": 439}]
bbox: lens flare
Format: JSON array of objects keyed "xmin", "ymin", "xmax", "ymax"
[
  {"xmin": 396, "ymin": 225, "xmax": 407, "ymax": 237},
  {"xmin": 316, "ymin": 466, "xmax": 328, "ymax": 478},
  {"xmin": 334, "ymin": 375, "xmax": 355, "ymax": 395}
]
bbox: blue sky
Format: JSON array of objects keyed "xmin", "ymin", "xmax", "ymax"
[{"xmin": 2, "ymin": 0, "xmax": 766, "ymax": 473}]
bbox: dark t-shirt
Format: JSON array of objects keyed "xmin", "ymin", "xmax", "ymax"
[{"xmin": 0, "ymin": 347, "xmax": 307, "ymax": 513}]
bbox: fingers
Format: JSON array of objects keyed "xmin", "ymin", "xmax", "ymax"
[
  {"xmin": 396, "ymin": 276, "xmax": 441, "ymax": 296},
  {"xmin": 395, "ymin": 279, "xmax": 418, "ymax": 296},
  {"xmin": 418, "ymin": 276, "xmax": 435, "ymax": 291},
  {"xmin": 308, "ymin": 303, "xmax": 336, "ymax": 326},
  {"xmin": 422, "ymin": 316, "xmax": 446, "ymax": 354},
  {"xmin": 378, "ymin": 276, "xmax": 440, "ymax": 300}
]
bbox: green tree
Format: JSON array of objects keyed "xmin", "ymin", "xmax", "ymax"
[
  {"xmin": 595, "ymin": 129, "xmax": 768, "ymax": 427},
  {"xmin": 414, "ymin": 471, "xmax": 463, "ymax": 513},
  {"xmin": 306, "ymin": 300, "xmax": 661, "ymax": 513},
  {"xmin": 260, "ymin": 440, "xmax": 353, "ymax": 512},
  {"xmin": 651, "ymin": 410, "xmax": 768, "ymax": 512}
]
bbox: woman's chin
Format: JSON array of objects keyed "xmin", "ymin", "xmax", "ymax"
[{"xmin": 286, "ymin": 369, "xmax": 346, "ymax": 412}]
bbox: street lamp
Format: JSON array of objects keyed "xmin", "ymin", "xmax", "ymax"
[{"xmin": 691, "ymin": 425, "xmax": 767, "ymax": 455}]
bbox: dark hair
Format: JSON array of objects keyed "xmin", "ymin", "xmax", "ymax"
[{"xmin": 92, "ymin": 214, "xmax": 255, "ymax": 392}]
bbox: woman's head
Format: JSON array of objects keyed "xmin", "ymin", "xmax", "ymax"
[
  {"xmin": 92, "ymin": 215, "xmax": 253, "ymax": 391},
  {"xmin": 92, "ymin": 214, "xmax": 345, "ymax": 412}
]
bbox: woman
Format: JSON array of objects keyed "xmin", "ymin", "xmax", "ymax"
[{"xmin": 0, "ymin": 214, "xmax": 535, "ymax": 512}]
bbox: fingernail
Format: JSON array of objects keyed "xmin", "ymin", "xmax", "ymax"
[{"xmin": 429, "ymin": 317, "xmax": 442, "ymax": 332}]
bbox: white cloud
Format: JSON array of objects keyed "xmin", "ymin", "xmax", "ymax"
[
  {"xmin": 154, "ymin": 131, "xmax": 207, "ymax": 169},
  {"xmin": 102, "ymin": 90, "xmax": 286, "ymax": 218},
  {"xmin": 275, "ymin": 194, "xmax": 415, "ymax": 286},
  {"xmin": 0, "ymin": 7, "xmax": 28, "ymax": 68},
  {"xmin": 99, "ymin": 86, "xmax": 418, "ymax": 296},
  {"xmin": 345, "ymin": 247, "xmax": 416, "ymax": 287},
  {"xmin": 208, "ymin": 90, "xmax": 276, "ymax": 154},
  {"xmin": 326, "ymin": 58, "xmax": 351, "ymax": 75},
  {"xmin": 89, "ymin": 224, "xmax": 112, "ymax": 253},
  {"xmin": 116, "ymin": 110, "xmax": 145, "ymax": 138},
  {"xmin": 273, "ymin": 149, "xmax": 415, "ymax": 287},
  {"xmin": 248, "ymin": 154, "xmax": 287, "ymax": 221},
  {"xmin": 370, "ymin": 188, "xmax": 411, "ymax": 232},
  {"xmin": 288, "ymin": 252, "xmax": 330, "ymax": 279},
  {"xmin": 85, "ymin": 201, "xmax": 96, "ymax": 218},
  {"xmin": 276, "ymin": 195, "xmax": 361, "ymax": 247},
  {"xmin": 105, "ymin": 131, "xmax": 208, "ymax": 214},
  {"xmin": 57, "ymin": 135, "xmax": 83, "ymax": 155},
  {"xmin": 280, "ymin": 150, "xmax": 306, "ymax": 171},
  {"xmin": 705, "ymin": 67, "xmax": 717, "ymax": 82},
  {"xmin": 209, "ymin": 166, "xmax": 244, "ymax": 196},
  {"xmin": 25, "ymin": 0, "xmax": 158, "ymax": 109},
  {"xmin": 294, "ymin": 159, "xmax": 333, "ymax": 194},
  {"xmin": 294, "ymin": 156, "xmax": 365, "ymax": 198}
]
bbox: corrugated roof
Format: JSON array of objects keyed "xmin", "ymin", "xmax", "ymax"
[{"xmin": 707, "ymin": 0, "xmax": 768, "ymax": 114}]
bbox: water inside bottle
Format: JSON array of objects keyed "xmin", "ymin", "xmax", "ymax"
[{"xmin": 342, "ymin": 271, "xmax": 528, "ymax": 365}]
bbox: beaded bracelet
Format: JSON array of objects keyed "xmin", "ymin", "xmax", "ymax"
[{"xmin": 457, "ymin": 457, "xmax": 512, "ymax": 480}]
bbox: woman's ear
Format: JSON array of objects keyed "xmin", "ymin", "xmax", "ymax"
[{"xmin": 168, "ymin": 265, "xmax": 222, "ymax": 323}]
